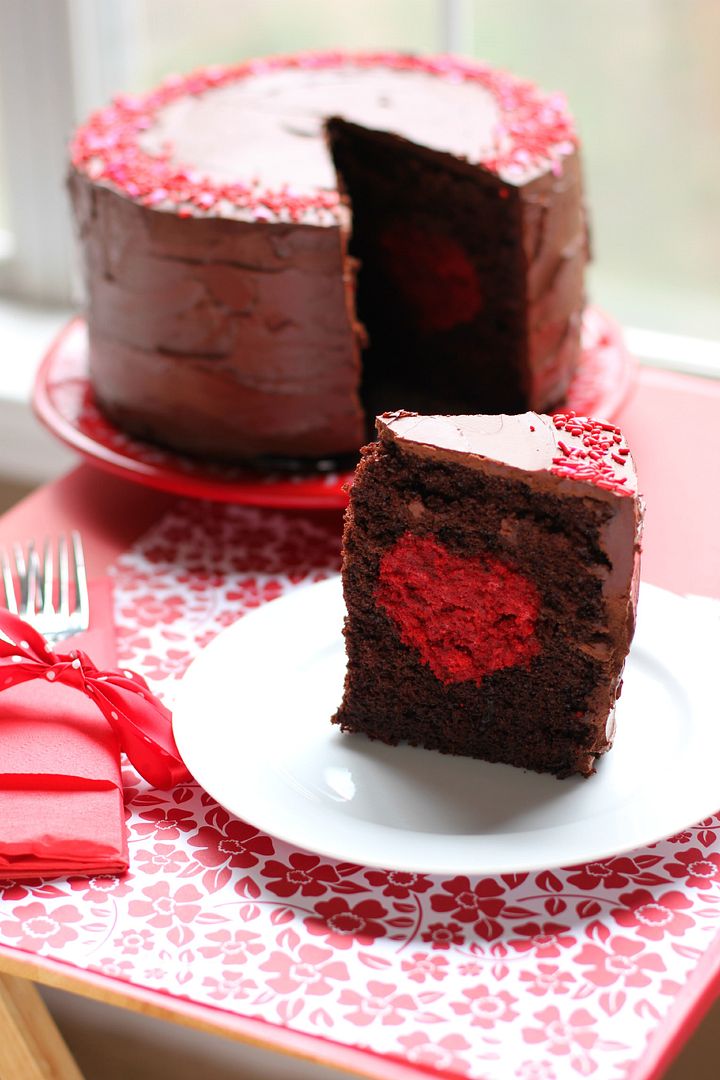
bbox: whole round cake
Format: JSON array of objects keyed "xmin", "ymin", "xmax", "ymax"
[{"xmin": 69, "ymin": 52, "xmax": 589, "ymax": 462}]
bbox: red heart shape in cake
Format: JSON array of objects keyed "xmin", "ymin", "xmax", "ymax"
[
  {"xmin": 376, "ymin": 532, "xmax": 541, "ymax": 685},
  {"xmin": 378, "ymin": 221, "xmax": 483, "ymax": 333}
]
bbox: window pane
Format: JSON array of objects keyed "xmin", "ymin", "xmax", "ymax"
[
  {"xmin": 469, "ymin": 0, "xmax": 720, "ymax": 338},
  {"xmin": 0, "ymin": 65, "xmax": 9, "ymax": 233},
  {"xmin": 130, "ymin": 0, "xmax": 438, "ymax": 88},
  {"xmin": 116, "ymin": 0, "xmax": 719, "ymax": 340}
]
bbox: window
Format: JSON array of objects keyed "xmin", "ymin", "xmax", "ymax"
[
  {"xmin": 0, "ymin": 0, "xmax": 718, "ymax": 373},
  {"xmin": 464, "ymin": 0, "xmax": 720, "ymax": 347},
  {"xmin": 0, "ymin": 84, "xmax": 9, "ymax": 244}
]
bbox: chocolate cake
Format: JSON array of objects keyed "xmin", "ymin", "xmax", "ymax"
[
  {"xmin": 68, "ymin": 53, "xmax": 588, "ymax": 462},
  {"xmin": 333, "ymin": 410, "xmax": 643, "ymax": 777}
]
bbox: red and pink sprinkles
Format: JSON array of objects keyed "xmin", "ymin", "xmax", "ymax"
[
  {"xmin": 551, "ymin": 412, "xmax": 636, "ymax": 496},
  {"xmin": 70, "ymin": 51, "xmax": 578, "ymax": 223}
]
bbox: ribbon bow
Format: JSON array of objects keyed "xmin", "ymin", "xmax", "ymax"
[{"xmin": 0, "ymin": 609, "xmax": 191, "ymax": 788}]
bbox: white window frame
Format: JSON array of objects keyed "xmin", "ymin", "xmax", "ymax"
[
  {"xmin": 0, "ymin": 0, "xmax": 136, "ymax": 304},
  {"xmin": 0, "ymin": 0, "xmax": 717, "ymax": 374}
]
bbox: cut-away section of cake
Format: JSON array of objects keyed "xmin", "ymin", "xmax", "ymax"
[{"xmin": 333, "ymin": 410, "xmax": 644, "ymax": 778}]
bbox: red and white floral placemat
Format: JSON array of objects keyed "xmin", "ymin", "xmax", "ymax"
[{"xmin": 1, "ymin": 500, "xmax": 718, "ymax": 1080}]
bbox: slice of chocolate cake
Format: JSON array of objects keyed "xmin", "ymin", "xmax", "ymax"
[{"xmin": 333, "ymin": 411, "xmax": 644, "ymax": 777}]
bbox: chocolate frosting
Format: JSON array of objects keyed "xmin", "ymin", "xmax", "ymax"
[
  {"xmin": 69, "ymin": 172, "xmax": 365, "ymax": 458},
  {"xmin": 376, "ymin": 410, "xmax": 638, "ymax": 493},
  {"xmin": 140, "ymin": 67, "xmax": 503, "ymax": 206}
]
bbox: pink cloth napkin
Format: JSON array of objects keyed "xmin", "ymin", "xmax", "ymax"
[{"xmin": 0, "ymin": 580, "xmax": 128, "ymax": 879}]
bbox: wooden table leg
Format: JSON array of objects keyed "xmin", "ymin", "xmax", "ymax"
[{"xmin": 0, "ymin": 974, "xmax": 85, "ymax": 1079}]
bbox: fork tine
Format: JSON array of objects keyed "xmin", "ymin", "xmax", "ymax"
[
  {"xmin": 21, "ymin": 542, "xmax": 40, "ymax": 618},
  {"xmin": 41, "ymin": 538, "xmax": 54, "ymax": 615},
  {"xmin": 13, "ymin": 543, "xmax": 27, "ymax": 613},
  {"xmin": 13, "ymin": 543, "xmax": 26, "ymax": 587},
  {"xmin": 0, "ymin": 548, "xmax": 18, "ymax": 614},
  {"xmin": 71, "ymin": 531, "xmax": 89, "ymax": 628},
  {"xmin": 3, "ymin": 534, "xmax": 89, "ymax": 640},
  {"xmin": 58, "ymin": 534, "xmax": 70, "ymax": 617}
]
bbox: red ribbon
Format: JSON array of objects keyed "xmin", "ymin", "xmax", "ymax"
[{"xmin": 0, "ymin": 609, "xmax": 191, "ymax": 789}]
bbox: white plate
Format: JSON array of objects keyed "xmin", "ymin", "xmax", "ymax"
[{"xmin": 172, "ymin": 579, "xmax": 720, "ymax": 875}]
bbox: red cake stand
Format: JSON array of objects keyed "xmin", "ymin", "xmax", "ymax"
[{"xmin": 33, "ymin": 307, "xmax": 636, "ymax": 509}]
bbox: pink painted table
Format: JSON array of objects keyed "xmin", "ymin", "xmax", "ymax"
[{"xmin": 0, "ymin": 367, "xmax": 718, "ymax": 1080}]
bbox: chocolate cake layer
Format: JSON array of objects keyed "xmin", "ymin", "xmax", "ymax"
[
  {"xmin": 333, "ymin": 411, "xmax": 643, "ymax": 778},
  {"xmin": 69, "ymin": 54, "xmax": 588, "ymax": 462}
]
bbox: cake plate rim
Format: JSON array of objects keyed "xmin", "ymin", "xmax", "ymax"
[{"xmin": 33, "ymin": 307, "xmax": 637, "ymax": 510}]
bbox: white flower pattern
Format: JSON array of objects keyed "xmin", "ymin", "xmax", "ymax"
[{"xmin": 0, "ymin": 500, "xmax": 717, "ymax": 1079}]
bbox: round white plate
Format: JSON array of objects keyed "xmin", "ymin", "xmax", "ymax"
[{"xmin": 172, "ymin": 578, "xmax": 720, "ymax": 875}]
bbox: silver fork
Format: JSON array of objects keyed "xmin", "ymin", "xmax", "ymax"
[{"xmin": 0, "ymin": 532, "xmax": 89, "ymax": 643}]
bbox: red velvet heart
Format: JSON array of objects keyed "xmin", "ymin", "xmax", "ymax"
[
  {"xmin": 377, "ymin": 221, "xmax": 483, "ymax": 333},
  {"xmin": 376, "ymin": 532, "xmax": 541, "ymax": 685}
]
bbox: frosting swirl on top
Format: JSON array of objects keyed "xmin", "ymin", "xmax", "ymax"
[
  {"xmin": 376, "ymin": 410, "xmax": 638, "ymax": 498},
  {"xmin": 70, "ymin": 51, "xmax": 578, "ymax": 224}
]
